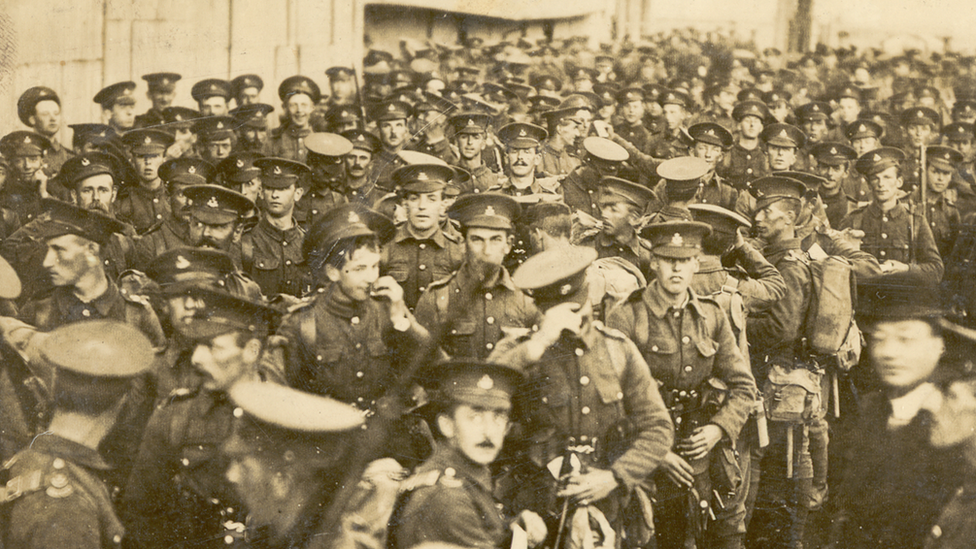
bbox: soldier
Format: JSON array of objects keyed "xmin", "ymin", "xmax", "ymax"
[
  {"xmin": 720, "ymin": 100, "xmax": 770, "ymax": 191},
  {"xmin": 0, "ymin": 320, "xmax": 153, "ymax": 549},
  {"xmin": 902, "ymin": 106, "xmax": 943, "ymax": 187},
  {"xmin": 17, "ymin": 86, "xmax": 73, "ymax": 177},
  {"xmin": 795, "ymin": 102, "xmax": 833, "ymax": 171},
  {"xmin": 411, "ymin": 93, "xmax": 458, "ymax": 165},
  {"xmin": 381, "ymin": 163, "xmax": 463, "ymax": 311},
  {"xmin": 270, "ymin": 76, "xmax": 321, "ymax": 163},
  {"xmin": 647, "ymin": 89, "xmax": 693, "ymax": 159},
  {"xmin": 340, "ymin": 128, "xmax": 385, "ymax": 204},
  {"xmin": 121, "ymin": 286, "xmax": 280, "ymax": 549},
  {"xmin": 217, "ymin": 151, "xmax": 263, "ymax": 205},
  {"xmin": 488, "ymin": 122, "xmax": 560, "ymax": 197},
  {"xmin": 326, "ymin": 66, "xmax": 359, "ymax": 107},
  {"xmin": 643, "ymin": 157, "xmax": 710, "ymax": 223},
  {"xmin": 578, "ymin": 176, "xmax": 655, "ymax": 276},
  {"xmin": 369, "ymin": 100, "xmax": 414, "ymax": 189},
  {"xmin": 941, "ymin": 122, "xmax": 976, "ymax": 187},
  {"xmin": 914, "ymin": 145, "xmax": 965, "ymax": 257},
  {"xmin": 220, "ymin": 381, "xmax": 368, "ymax": 548},
  {"xmin": 846, "ymin": 118, "xmax": 883, "ymax": 158},
  {"xmin": 0, "ymin": 131, "xmax": 53, "ymax": 224},
  {"xmin": 94, "ymin": 81, "xmax": 138, "ymax": 132},
  {"xmin": 230, "ymin": 102, "xmax": 274, "ymax": 155},
  {"xmin": 241, "ymin": 157, "xmax": 311, "ymax": 298},
  {"xmin": 689, "ymin": 122, "xmax": 740, "ymax": 211},
  {"xmin": 692, "ymin": 80, "xmax": 738, "ymax": 132},
  {"xmin": 810, "ymin": 142, "xmax": 859, "ymax": 228},
  {"xmin": 839, "ymin": 147, "xmax": 944, "ymax": 284},
  {"xmin": 299, "ymin": 132, "xmax": 354, "ymax": 224},
  {"xmin": 762, "ymin": 123, "xmax": 807, "ymax": 173},
  {"xmin": 447, "ymin": 112, "xmax": 499, "ymax": 194},
  {"xmin": 561, "ymin": 137, "xmax": 629, "ymax": 220},
  {"xmin": 490, "ymin": 245, "xmax": 673, "ymax": 549},
  {"xmin": 193, "ymin": 116, "xmax": 237, "ymax": 165},
  {"xmin": 606, "ymin": 222, "xmax": 756, "ymax": 549},
  {"xmin": 389, "ymin": 359, "xmax": 548, "ymax": 548},
  {"xmin": 160, "ymin": 106, "xmax": 202, "ymax": 160},
  {"xmin": 191, "ymin": 78, "xmax": 232, "ymax": 117},
  {"xmin": 230, "ymin": 74, "xmax": 264, "ymax": 107},
  {"xmin": 323, "ymin": 104, "xmax": 361, "ymax": 134},
  {"xmin": 68, "ymin": 123, "xmax": 121, "ymax": 155},
  {"xmin": 614, "ymin": 87, "xmax": 652, "ymax": 152},
  {"xmin": 415, "ymin": 193, "xmax": 538, "ymax": 359},
  {"xmin": 135, "ymin": 72, "xmax": 181, "ymax": 128},
  {"xmin": 539, "ymin": 106, "xmax": 583, "ymax": 176},
  {"xmin": 182, "ymin": 184, "xmax": 255, "ymax": 265},
  {"xmin": 763, "ymin": 90, "xmax": 793, "ymax": 125},
  {"xmin": 116, "ymin": 128, "xmax": 175, "ymax": 233},
  {"xmin": 833, "ymin": 272, "xmax": 966, "ymax": 549}
]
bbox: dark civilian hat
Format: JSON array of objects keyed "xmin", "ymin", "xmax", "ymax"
[
  {"xmin": 737, "ymin": 88, "xmax": 765, "ymax": 103},
  {"xmin": 306, "ymin": 133, "xmax": 353, "ymax": 159},
  {"xmin": 226, "ymin": 381, "xmax": 365, "ymax": 468},
  {"xmin": 689, "ymin": 122, "xmax": 733, "ymax": 149},
  {"xmin": 796, "ymin": 101, "xmax": 832, "ymax": 123},
  {"xmin": 659, "ymin": 89, "xmax": 692, "ymax": 109},
  {"xmin": 689, "ymin": 203, "xmax": 752, "ymax": 237},
  {"xmin": 642, "ymin": 221, "xmax": 712, "ymax": 259},
  {"xmin": 17, "ymin": 86, "xmax": 60, "ymax": 126},
  {"xmin": 761, "ymin": 123, "xmax": 806, "ymax": 148},
  {"xmin": 38, "ymin": 198, "xmax": 126, "ymax": 245},
  {"xmin": 122, "ymin": 128, "xmax": 175, "ymax": 155},
  {"xmin": 615, "ymin": 87, "xmax": 645, "ymax": 104},
  {"xmin": 177, "ymin": 286, "xmax": 281, "ymax": 341},
  {"xmin": 732, "ymin": 100, "xmax": 769, "ymax": 122},
  {"xmin": 68, "ymin": 124, "xmax": 118, "ymax": 149},
  {"xmin": 583, "ymin": 136, "xmax": 628, "ymax": 162},
  {"xmin": 762, "ymin": 89, "xmax": 792, "ymax": 105},
  {"xmin": 231, "ymin": 103, "xmax": 274, "ymax": 129},
  {"xmin": 147, "ymin": 247, "xmax": 237, "ymax": 294},
  {"xmin": 749, "ymin": 175, "xmax": 806, "ymax": 209},
  {"xmin": 810, "ymin": 142, "xmax": 857, "ymax": 166},
  {"xmin": 513, "ymin": 245, "xmax": 597, "ymax": 308},
  {"xmin": 448, "ymin": 193, "xmax": 520, "ymax": 231},
  {"xmin": 303, "ymin": 204, "xmax": 395, "ymax": 262},
  {"xmin": 0, "ymin": 255, "xmax": 21, "ymax": 300},
  {"xmin": 497, "ymin": 122, "xmax": 547, "ymax": 148},
  {"xmin": 277, "ymin": 75, "xmax": 322, "ymax": 103},
  {"xmin": 142, "ymin": 72, "xmax": 181, "ymax": 93},
  {"xmin": 392, "ymin": 164, "xmax": 455, "ymax": 193},
  {"xmin": 448, "ymin": 112, "xmax": 492, "ymax": 135},
  {"xmin": 192, "ymin": 116, "xmax": 237, "ymax": 143},
  {"xmin": 218, "ymin": 152, "xmax": 263, "ymax": 184},
  {"xmin": 0, "ymin": 131, "xmax": 52, "ymax": 157},
  {"xmin": 855, "ymin": 147, "xmax": 906, "ymax": 176},
  {"xmin": 231, "ymin": 74, "xmax": 264, "ymax": 96},
  {"xmin": 900, "ymin": 106, "xmax": 941, "ymax": 128},
  {"xmin": 926, "ymin": 145, "xmax": 964, "ymax": 171},
  {"xmin": 414, "ymin": 359, "xmax": 525, "ymax": 411},
  {"xmin": 159, "ymin": 157, "xmax": 215, "ymax": 187},
  {"xmin": 844, "ymin": 119, "xmax": 883, "ymax": 141},
  {"xmin": 42, "ymin": 320, "xmax": 154, "ymax": 413},
  {"xmin": 600, "ymin": 176, "xmax": 656, "ymax": 209},
  {"xmin": 657, "ymin": 156, "xmax": 710, "ymax": 194},
  {"xmin": 191, "ymin": 79, "xmax": 232, "ymax": 102},
  {"xmin": 943, "ymin": 122, "xmax": 974, "ymax": 142},
  {"xmin": 58, "ymin": 152, "xmax": 125, "ymax": 189},
  {"xmin": 94, "ymin": 81, "xmax": 137, "ymax": 108},
  {"xmin": 370, "ymin": 100, "xmax": 413, "ymax": 122},
  {"xmin": 341, "ymin": 129, "xmax": 382, "ymax": 154},
  {"xmin": 857, "ymin": 271, "xmax": 943, "ymax": 322},
  {"xmin": 184, "ymin": 184, "xmax": 255, "ymax": 225},
  {"xmin": 253, "ymin": 157, "xmax": 311, "ymax": 189}
]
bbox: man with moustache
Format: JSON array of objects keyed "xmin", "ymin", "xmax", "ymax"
[
  {"xmin": 487, "ymin": 122, "xmax": 560, "ymax": 198},
  {"xmin": 231, "ymin": 74, "xmax": 263, "ymax": 107},
  {"xmin": 340, "ymin": 129, "xmax": 385, "ymax": 205},
  {"xmin": 369, "ymin": 100, "xmax": 414, "ymax": 190},
  {"xmin": 116, "ymin": 128, "xmax": 176, "ymax": 234},
  {"xmin": 810, "ymin": 143, "xmax": 859, "ymax": 229},
  {"xmin": 137, "ymin": 158, "xmax": 216, "ymax": 258},
  {"xmin": 578, "ymin": 177, "xmax": 655, "ymax": 276},
  {"xmin": 17, "ymin": 86, "xmax": 73, "ymax": 177},
  {"xmin": 182, "ymin": 184, "xmax": 256, "ymax": 266},
  {"xmin": 539, "ymin": 106, "xmax": 583, "ymax": 177},
  {"xmin": 271, "ymin": 76, "xmax": 321, "ymax": 163},
  {"xmin": 230, "ymin": 103, "xmax": 274, "ymax": 155},
  {"xmin": 0, "ymin": 131, "xmax": 53, "ymax": 225}
]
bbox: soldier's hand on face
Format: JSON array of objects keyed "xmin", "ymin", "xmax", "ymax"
[
  {"xmin": 734, "ymin": 226, "xmax": 748, "ymax": 250},
  {"xmin": 526, "ymin": 302, "xmax": 583, "ymax": 360},
  {"xmin": 661, "ymin": 451, "xmax": 694, "ymax": 488},
  {"xmin": 34, "ymin": 168, "xmax": 49, "ymax": 198},
  {"xmin": 557, "ymin": 468, "xmax": 619, "ymax": 504},
  {"xmin": 677, "ymin": 424, "xmax": 724, "ymax": 461},
  {"xmin": 371, "ymin": 276, "xmax": 409, "ymax": 319},
  {"xmin": 513, "ymin": 510, "xmax": 548, "ymax": 548}
]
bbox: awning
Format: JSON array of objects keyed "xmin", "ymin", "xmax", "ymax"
[{"xmin": 364, "ymin": 0, "xmax": 602, "ymax": 20}]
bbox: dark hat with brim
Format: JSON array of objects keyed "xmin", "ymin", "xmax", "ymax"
[
  {"xmin": 147, "ymin": 247, "xmax": 237, "ymax": 295},
  {"xmin": 230, "ymin": 103, "xmax": 274, "ymax": 129},
  {"xmin": 143, "ymin": 72, "xmax": 181, "ymax": 93},
  {"xmin": 392, "ymin": 163, "xmax": 455, "ymax": 194},
  {"xmin": 448, "ymin": 193, "xmax": 520, "ymax": 231},
  {"xmin": 159, "ymin": 157, "xmax": 215, "ymax": 187},
  {"xmin": 761, "ymin": 123, "xmax": 806, "ymax": 148},
  {"xmin": 513, "ymin": 245, "xmax": 596, "ymax": 308},
  {"xmin": 17, "ymin": 86, "xmax": 60, "ymax": 126},
  {"xmin": 600, "ymin": 176, "xmax": 656, "ymax": 209},
  {"xmin": 641, "ymin": 221, "xmax": 712, "ymax": 259},
  {"xmin": 497, "ymin": 122, "xmax": 547, "ymax": 148},
  {"xmin": 58, "ymin": 151, "xmax": 124, "ymax": 189},
  {"xmin": 857, "ymin": 271, "xmax": 944, "ymax": 322},
  {"xmin": 732, "ymin": 100, "xmax": 769, "ymax": 122},
  {"xmin": 184, "ymin": 184, "xmax": 255, "ymax": 225},
  {"xmin": 122, "ymin": 128, "xmax": 175, "ymax": 155},
  {"xmin": 926, "ymin": 145, "xmax": 963, "ymax": 170},
  {"xmin": 303, "ymin": 204, "xmax": 395, "ymax": 262},
  {"xmin": 689, "ymin": 203, "xmax": 751, "ymax": 236},
  {"xmin": 689, "ymin": 122, "xmax": 733, "ymax": 149},
  {"xmin": 414, "ymin": 359, "xmax": 525, "ymax": 412},
  {"xmin": 192, "ymin": 79, "xmax": 232, "ymax": 102},
  {"xmin": 855, "ymin": 147, "xmax": 906, "ymax": 176},
  {"xmin": 94, "ymin": 81, "xmax": 137, "ymax": 108},
  {"xmin": 810, "ymin": 142, "xmax": 857, "ymax": 166},
  {"xmin": 177, "ymin": 286, "xmax": 281, "ymax": 341},
  {"xmin": 38, "ymin": 198, "xmax": 126, "ymax": 245},
  {"xmin": 231, "ymin": 74, "xmax": 264, "ymax": 96},
  {"xmin": 749, "ymin": 175, "xmax": 807, "ymax": 208},
  {"xmin": 218, "ymin": 152, "xmax": 263, "ymax": 184},
  {"xmin": 341, "ymin": 129, "xmax": 382, "ymax": 154},
  {"xmin": 253, "ymin": 157, "xmax": 312, "ymax": 190},
  {"xmin": 277, "ymin": 75, "xmax": 321, "ymax": 103},
  {"xmin": 0, "ymin": 131, "xmax": 52, "ymax": 157}
]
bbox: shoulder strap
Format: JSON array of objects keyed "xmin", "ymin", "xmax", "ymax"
[
  {"xmin": 299, "ymin": 306, "xmax": 317, "ymax": 350},
  {"xmin": 241, "ymin": 237, "xmax": 254, "ymax": 271}
]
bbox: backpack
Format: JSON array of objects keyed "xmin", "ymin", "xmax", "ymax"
[
  {"xmin": 762, "ymin": 364, "xmax": 826, "ymax": 423},
  {"xmin": 796, "ymin": 244, "xmax": 857, "ymax": 357}
]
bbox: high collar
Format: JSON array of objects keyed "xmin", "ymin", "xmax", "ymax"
[
  {"xmin": 394, "ymin": 223, "xmax": 448, "ymax": 248},
  {"xmin": 642, "ymin": 281, "xmax": 705, "ymax": 319},
  {"xmin": 56, "ymin": 277, "xmax": 121, "ymax": 318},
  {"xmin": 427, "ymin": 443, "xmax": 493, "ymax": 494}
]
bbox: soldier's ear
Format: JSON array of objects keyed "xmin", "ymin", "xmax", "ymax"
[
  {"xmin": 436, "ymin": 414, "xmax": 456, "ymax": 439},
  {"xmin": 324, "ymin": 264, "xmax": 342, "ymax": 283},
  {"xmin": 27, "ymin": 115, "xmax": 37, "ymax": 128}
]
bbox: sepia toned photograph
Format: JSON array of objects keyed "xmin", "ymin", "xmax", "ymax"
[{"xmin": 0, "ymin": 0, "xmax": 975, "ymax": 548}]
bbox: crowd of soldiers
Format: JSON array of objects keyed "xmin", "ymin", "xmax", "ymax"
[{"xmin": 3, "ymin": 25, "xmax": 976, "ymax": 549}]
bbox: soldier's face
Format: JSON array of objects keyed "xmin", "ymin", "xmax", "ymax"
[
  {"xmin": 866, "ymin": 319, "xmax": 942, "ymax": 394},
  {"xmin": 134, "ymin": 153, "xmax": 164, "ymax": 183},
  {"xmin": 345, "ymin": 150, "xmax": 372, "ymax": 179},
  {"xmin": 717, "ymin": 90, "xmax": 736, "ymax": 111},
  {"xmin": 506, "ymin": 146, "xmax": 538, "ymax": 178},
  {"xmin": 738, "ymin": 115, "xmax": 763, "ymax": 139},
  {"xmin": 802, "ymin": 119, "xmax": 828, "ymax": 143},
  {"xmin": 191, "ymin": 331, "xmax": 257, "ymax": 392},
  {"xmin": 174, "ymin": 127, "xmax": 196, "ymax": 148},
  {"xmin": 43, "ymin": 234, "xmax": 96, "ymax": 287},
  {"xmin": 948, "ymin": 138, "xmax": 974, "ymax": 158},
  {"xmin": 599, "ymin": 198, "xmax": 636, "ymax": 238},
  {"xmin": 199, "ymin": 96, "xmax": 228, "ymax": 117},
  {"xmin": 766, "ymin": 144, "xmax": 796, "ymax": 171},
  {"xmin": 555, "ymin": 118, "xmax": 582, "ymax": 145},
  {"xmin": 74, "ymin": 174, "xmax": 116, "ymax": 213},
  {"xmin": 31, "ymin": 100, "xmax": 61, "ymax": 137},
  {"xmin": 190, "ymin": 217, "xmax": 238, "ymax": 250},
  {"xmin": 663, "ymin": 105, "xmax": 687, "ymax": 131},
  {"xmin": 906, "ymin": 123, "xmax": 934, "ymax": 147},
  {"xmin": 262, "ymin": 184, "xmax": 303, "ymax": 218},
  {"xmin": 838, "ymin": 98, "xmax": 860, "ymax": 123},
  {"xmin": 236, "ymin": 177, "xmax": 262, "ymax": 203},
  {"xmin": 851, "ymin": 136, "xmax": 878, "ymax": 157},
  {"xmin": 651, "ymin": 255, "xmax": 699, "ymax": 297},
  {"xmin": 109, "ymin": 103, "xmax": 135, "ymax": 130},
  {"xmin": 205, "ymin": 139, "xmax": 233, "ymax": 161},
  {"xmin": 437, "ymin": 403, "xmax": 511, "ymax": 466},
  {"xmin": 868, "ymin": 166, "xmax": 902, "ymax": 203},
  {"xmin": 815, "ymin": 162, "xmax": 847, "ymax": 190},
  {"xmin": 770, "ymin": 103, "xmax": 790, "ymax": 123},
  {"xmin": 330, "ymin": 77, "xmax": 356, "ymax": 102},
  {"xmin": 238, "ymin": 87, "xmax": 259, "ymax": 106},
  {"xmin": 404, "ymin": 191, "xmax": 443, "ymax": 232},
  {"xmin": 148, "ymin": 89, "xmax": 176, "ymax": 111},
  {"xmin": 753, "ymin": 200, "xmax": 794, "ymax": 242},
  {"xmin": 11, "ymin": 154, "xmax": 43, "ymax": 179},
  {"xmin": 224, "ymin": 451, "xmax": 282, "ymax": 531},
  {"xmin": 379, "ymin": 119, "xmax": 408, "ymax": 149},
  {"xmin": 927, "ymin": 164, "xmax": 954, "ymax": 193},
  {"xmin": 285, "ymin": 94, "xmax": 314, "ymax": 127},
  {"xmin": 694, "ymin": 142, "xmax": 724, "ymax": 167},
  {"xmin": 921, "ymin": 380, "xmax": 976, "ymax": 449},
  {"xmin": 456, "ymin": 132, "xmax": 486, "ymax": 161},
  {"xmin": 168, "ymin": 293, "xmax": 205, "ymax": 328},
  {"xmin": 621, "ymin": 100, "xmax": 644, "ymax": 125},
  {"xmin": 465, "ymin": 227, "xmax": 512, "ymax": 271},
  {"xmin": 327, "ymin": 246, "xmax": 381, "ymax": 302}
]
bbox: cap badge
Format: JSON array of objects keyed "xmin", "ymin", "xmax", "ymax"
[
  {"xmin": 23, "ymin": 136, "xmax": 30, "ymax": 144},
  {"xmin": 81, "ymin": 157, "xmax": 90, "ymax": 166},
  {"xmin": 467, "ymin": 118, "xmax": 475, "ymax": 126},
  {"xmin": 484, "ymin": 205, "xmax": 496, "ymax": 217},
  {"xmin": 273, "ymin": 165, "xmax": 282, "ymax": 175},
  {"xmin": 477, "ymin": 375, "xmax": 494, "ymax": 390},
  {"xmin": 560, "ymin": 283, "xmax": 573, "ymax": 295},
  {"xmin": 671, "ymin": 233, "xmax": 684, "ymax": 246},
  {"xmin": 216, "ymin": 121, "xmax": 224, "ymax": 129},
  {"xmin": 388, "ymin": 104, "xmax": 396, "ymax": 111},
  {"xmin": 917, "ymin": 110, "xmax": 924, "ymax": 117},
  {"xmin": 416, "ymin": 171, "xmax": 429, "ymax": 181},
  {"xmin": 188, "ymin": 166, "xmax": 196, "ymax": 174},
  {"xmin": 98, "ymin": 131, "xmax": 106, "ymax": 137},
  {"xmin": 519, "ymin": 128, "xmax": 527, "ymax": 137},
  {"xmin": 859, "ymin": 124, "xmax": 866, "ymax": 132},
  {"xmin": 348, "ymin": 211, "xmax": 361, "ymax": 224},
  {"xmin": 705, "ymin": 129, "xmax": 715, "ymax": 136},
  {"xmin": 236, "ymin": 159, "xmax": 244, "ymax": 168},
  {"xmin": 830, "ymin": 147, "xmax": 837, "ymax": 154},
  {"xmin": 207, "ymin": 196, "xmax": 220, "ymax": 208},
  {"xmin": 778, "ymin": 129, "xmax": 788, "ymax": 139},
  {"xmin": 144, "ymin": 136, "xmax": 152, "ymax": 144},
  {"xmin": 174, "ymin": 255, "xmax": 190, "ymax": 270},
  {"xmin": 175, "ymin": 114, "xmax": 183, "ymax": 121}
]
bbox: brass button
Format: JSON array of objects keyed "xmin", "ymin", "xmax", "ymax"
[
  {"xmin": 684, "ymin": 365, "xmax": 693, "ymax": 372},
  {"xmin": 419, "ymin": 243, "xmax": 426, "ymax": 250},
  {"xmin": 575, "ymin": 348, "xmax": 584, "ymax": 357},
  {"xmin": 580, "ymin": 376, "xmax": 590, "ymax": 386},
  {"xmin": 419, "ymin": 264, "xmax": 426, "ymax": 271},
  {"xmin": 356, "ymin": 371, "xmax": 364, "ymax": 379},
  {"xmin": 486, "ymin": 343, "xmax": 494, "ymax": 350},
  {"xmin": 486, "ymin": 316, "xmax": 495, "ymax": 324},
  {"xmin": 682, "ymin": 336, "xmax": 690, "ymax": 344},
  {"xmin": 581, "ymin": 406, "xmax": 591, "ymax": 415},
  {"xmin": 485, "ymin": 292, "xmax": 493, "ymax": 300},
  {"xmin": 351, "ymin": 316, "xmax": 360, "ymax": 325}
]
